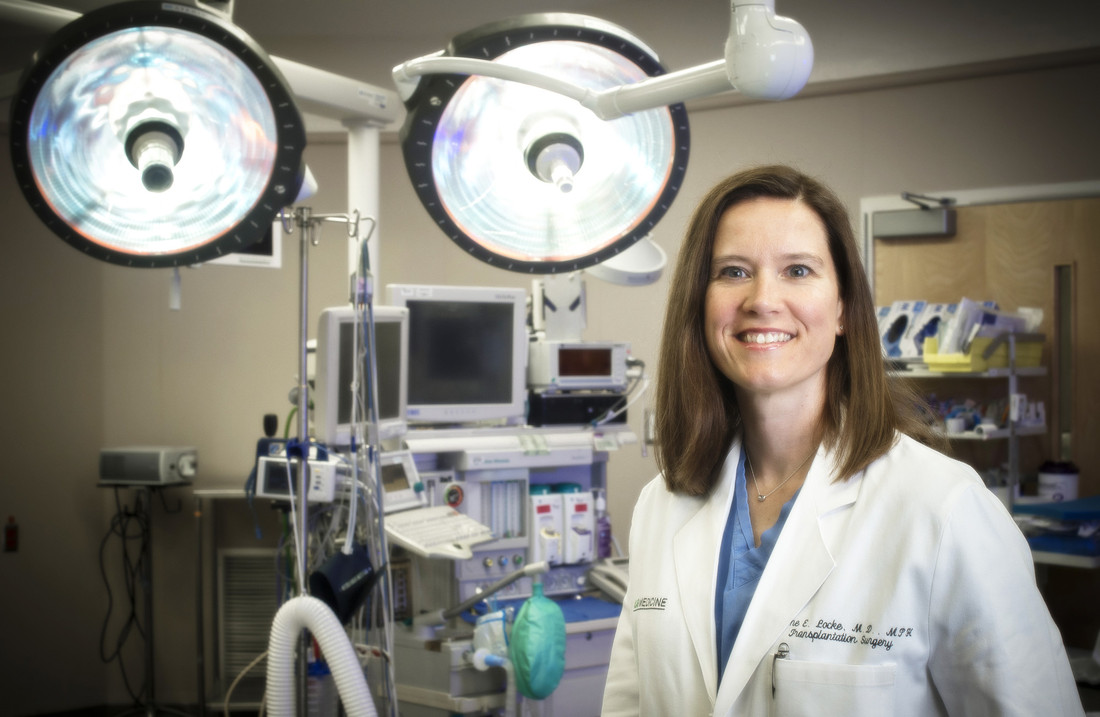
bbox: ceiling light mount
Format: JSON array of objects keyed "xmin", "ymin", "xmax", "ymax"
[{"xmin": 8, "ymin": 0, "xmax": 306, "ymax": 267}]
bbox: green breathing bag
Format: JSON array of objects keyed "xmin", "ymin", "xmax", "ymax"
[{"xmin": 509, "ymin": 582, "xmax": 567, "ymax": 700}]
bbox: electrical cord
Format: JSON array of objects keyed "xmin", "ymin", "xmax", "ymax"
[
  {"xmin": 154, "ymin": 487, "xmax": 183, "ymax": 515},
  {"xmin": 591, "ymin": 358, "xmax": 648, "ymax": 427},
  {"xmin": 223, "ymin": 649, "xmax": 268, "ymax": 717},
  {"xmin": 284, "ymin": 478, "xmax": 307, "ymax": 597},
  {"xmin": 97, "ymin": 487, "xmax": 148, "ymax": 705},
  {"xmin": 593, "ymin": 377, "xmax": 649, "ymax": 427},
  {"xmin": 350, "ymin": 238, "xmax": 399, "ymax": 717}
]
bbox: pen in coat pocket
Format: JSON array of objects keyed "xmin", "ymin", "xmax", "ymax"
[{"xmin": 772, "ymin": 642, "xmax": 790, "ymax": 696}]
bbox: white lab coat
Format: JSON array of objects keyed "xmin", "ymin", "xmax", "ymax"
[{"xmin": 602, "ymin": 434, "xmax": 1083, "ymax": 716}]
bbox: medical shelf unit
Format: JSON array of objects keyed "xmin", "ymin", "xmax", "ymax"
[{"xmin": 896, "ymin": 332, "xmax": 1047, "ymax": 492}]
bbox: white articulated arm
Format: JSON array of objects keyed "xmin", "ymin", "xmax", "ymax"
[{"xmin": 725, "ymin": 0, "xmax": 814, "ymax": 100}]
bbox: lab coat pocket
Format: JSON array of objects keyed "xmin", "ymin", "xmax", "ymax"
[{"xmin": 772, "ymin": 659, "xmax": 895, "ymax": 717}]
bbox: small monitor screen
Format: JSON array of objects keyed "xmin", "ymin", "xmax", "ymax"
[
  {"xmin": 315, "ymin": 305, "xmax": 408, "ymax": 446},
  {"xmin": 379, "ymin": 450, "xmax": 425, "ymax": 513},
  {"xmin": 264, "ymin": 460, "xmax": 292, "ymax": 495},
  {"xmin": 337, "ymin": 319, "xmax": 402, "ymax": 423},
  {"xmin": 558, "ymin": 347, "xmax": 612, "ymax": 377},
  {"xmin": 406, "ymin": 300, "xmax": 514, "ymax": 405},
  {"xmin": 381, "ymin": 460, "xmax": 411, "ymax": 494}
]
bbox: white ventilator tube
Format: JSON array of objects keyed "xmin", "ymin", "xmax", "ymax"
[{"xmin": 266, "ymin": 596, "xmax": 378, "ymax": 717}]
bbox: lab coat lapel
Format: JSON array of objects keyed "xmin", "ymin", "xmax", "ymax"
[
  {"xmin": 713, "ymin": 446, "xmax": 861, "ymax": 714},
  {"xmin": 672, "ymin": 439, "xmax": 741, "ymax": 704}
]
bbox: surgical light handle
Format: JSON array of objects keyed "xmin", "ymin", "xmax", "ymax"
[{"xmin": 392, "ymin": 0, "xmax": 813, "ymax": 120}]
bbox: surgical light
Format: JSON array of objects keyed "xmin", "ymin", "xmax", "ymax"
[
  {"xmin": 395, "ymin": 13, "xmax": 691, "ymax": 274},
  {"xmin": 393, "ymin": 2, "xmax": 812, "ymax": 274},
  {"xmin": 8, "ymin": 0, "xmax": 306, "ymax": 267}
]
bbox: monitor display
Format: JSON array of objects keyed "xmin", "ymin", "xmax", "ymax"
[
  {"xmin": 379, "ymin": 450, "xmax": 426, "ymax": 513},
  {"xmin": 207, "ymin": 220, "xmax": 282, "ymax": 268},
  {"xmin": 387, "ymin": 284, "xmax": 528, "ymax": 426},
  {"xmin": 559, "ymin": 346, "xmax": 612, "ymax": 377},
  {"xmin": 254, "ymin": 456, "xmax": 337, "ymax": 503},
  {"xmin": 528, "ymin": 340, "xmax": 629, "ymax": 391},
  {"xmin": 315, "ymin": 305, "xmax": 409, "ymax": 446}
]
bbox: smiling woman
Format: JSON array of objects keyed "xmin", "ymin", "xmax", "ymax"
[
  {"xmin": 601, "ymin": 165, "xmax": 1084, "ymax": 717},
  {"xmin": 703, "ymin": 197, "xmax": 843, "ymax": 411},
  {"xmin": 654, "ymin": 165, "xmax": 936, "ymax": 499}
]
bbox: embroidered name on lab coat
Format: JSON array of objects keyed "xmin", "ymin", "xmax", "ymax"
[
  {"xmin": 787, "ymin": 618, "xmax": 916, "ymax": 652},
  {"xmin": 633, "ymin": 596, "xmax": 668, "ymax": 611}
]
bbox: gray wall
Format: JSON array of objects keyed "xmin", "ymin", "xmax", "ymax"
[{"xmin": 1, "ymin": 59, "xmax": 1097, "ymax": 714}]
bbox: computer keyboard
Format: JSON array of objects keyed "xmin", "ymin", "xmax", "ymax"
[{"xmin": 384, "ymin": 504, "xmax": 494, "ymax": 560}]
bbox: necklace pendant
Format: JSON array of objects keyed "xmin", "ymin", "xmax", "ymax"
[{"xmin": 757, "ymin": 495, "xmax": 766, "ymax": 502}]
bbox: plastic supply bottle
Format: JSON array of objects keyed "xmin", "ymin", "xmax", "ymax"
[{"xmin": 595, "ymin": 489, "xmax": 613, "ymax": 559}]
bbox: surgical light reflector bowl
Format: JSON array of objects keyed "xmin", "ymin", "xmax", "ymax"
[
  {"xmin": 8, "ymin": 1, "xmax": 306, "ymax": 268},
  {"xmin": 399, "ymin": 14, "xmax": 690, "ymax": 274}
]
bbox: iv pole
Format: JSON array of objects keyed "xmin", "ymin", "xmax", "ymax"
[
  {"xmin": 286, "ymin": 207, "xmax": 366, "ymax": 591},
  {"xmin": 284, "ymin": 206, "xmax": 384, "ymax": 715}
]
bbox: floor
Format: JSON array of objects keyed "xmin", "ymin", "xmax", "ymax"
[{"xmin": 32, "ymin": 682, "xmax": 1100, "ymax": 716}]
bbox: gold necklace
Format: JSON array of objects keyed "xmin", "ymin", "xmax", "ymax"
[{"xmin": 746, "ymin": 450, "xmax": 815, "ymax": 502}]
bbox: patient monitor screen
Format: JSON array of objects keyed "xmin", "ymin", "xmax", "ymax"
[
  {"xmin": 337, "ymin": 319, "xmax": 402, "ymax": 423},
  {"xmin": 406, "ymin": 300, "xmax": 513, "ymax": 404},
  {"xmin": 381, "ymin": 460, "xmax": 412, "ymax": 494},
  {"xmin": 379, "ymin": 451, "xmax": 424, "ymax": 513}
]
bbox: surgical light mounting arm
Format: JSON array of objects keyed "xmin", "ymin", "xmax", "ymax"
[{"xmin": 392, "ymin": 0, "xmax": 813, "ymax": 120}]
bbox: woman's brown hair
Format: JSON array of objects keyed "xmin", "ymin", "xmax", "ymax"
[{"xmin": 654, "ymin": 165, "xmax": 940, "ymax": 496}]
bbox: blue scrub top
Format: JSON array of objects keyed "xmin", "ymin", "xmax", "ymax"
[{"xmin": 714, "ymin": 447, "xmax": 799, "ymax": 684}]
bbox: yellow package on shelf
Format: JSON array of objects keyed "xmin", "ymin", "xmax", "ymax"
[{"xmin": 923, "ymin": 336, "xmax": 1042, "ymax": 372}]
